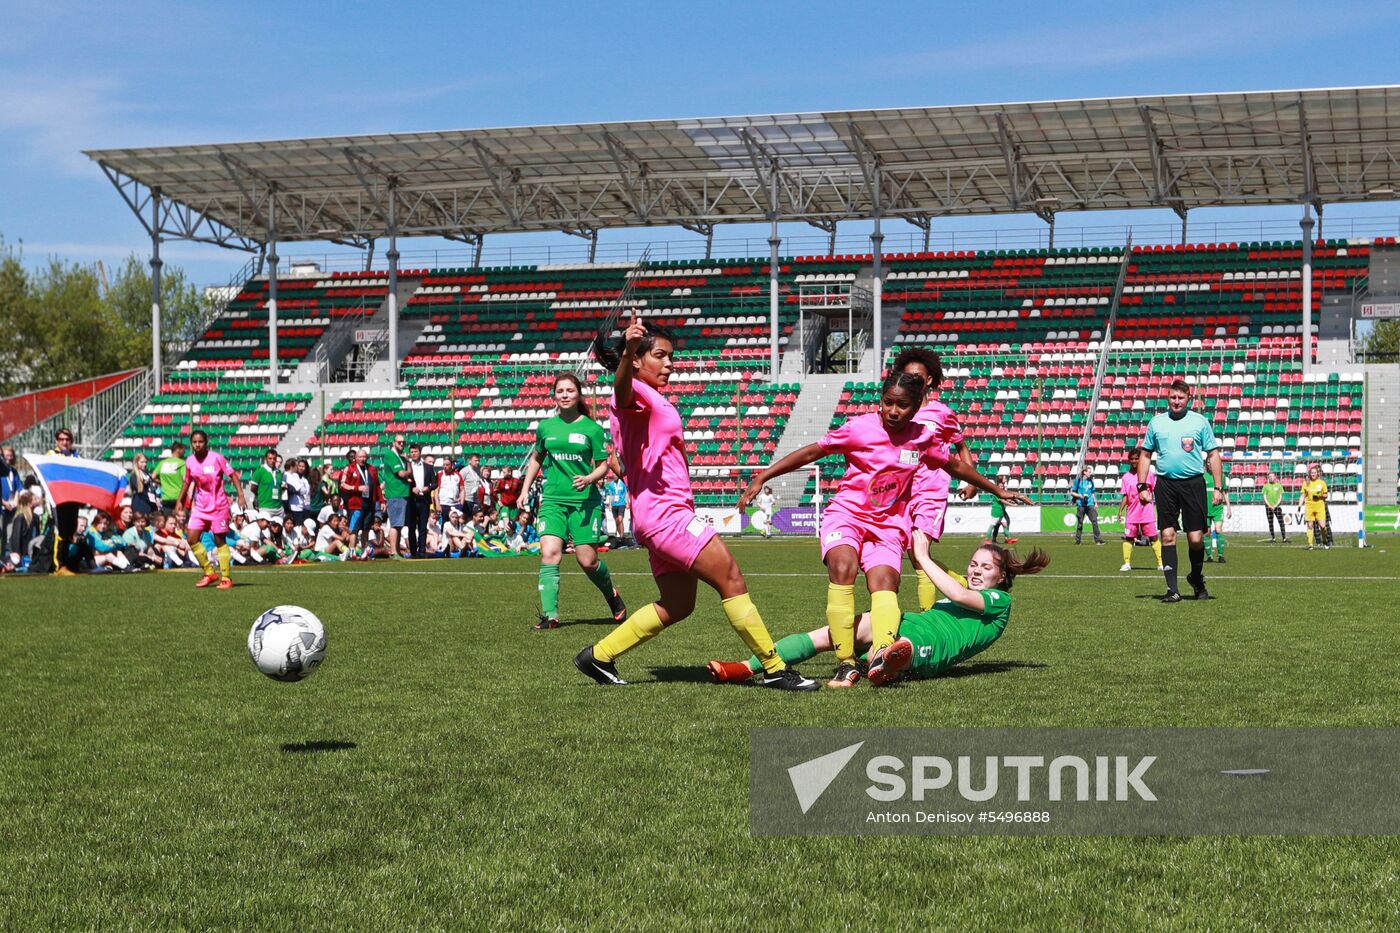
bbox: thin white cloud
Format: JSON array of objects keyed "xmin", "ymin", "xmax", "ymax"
[{"xmin": 0, "ymin": 73, "xmax": 127, "ymax": 176}]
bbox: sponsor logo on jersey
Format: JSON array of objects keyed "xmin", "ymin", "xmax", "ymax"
[
  {"xmin": 899, "ymin": 448, "xmax": 921, "ymax": 466},
  {"xmin": 569, "ymin": 433, "xmax": 588, "ymax": 446},
  {"xmin": 825, "ymin": 530, "xmax": 845, "ymax": 543},
  {"xmin": 867, "ymin": 468, "xmax": 904, "ymax": 510}
]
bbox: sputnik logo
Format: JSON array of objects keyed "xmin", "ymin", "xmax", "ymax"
[{"xmin": 787, "ymin": 742, "xmax": 864, "ymax": 814}]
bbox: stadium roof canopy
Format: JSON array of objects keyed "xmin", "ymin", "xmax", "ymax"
[{"xmin": 86, "ymin": 85, "xmax": 1400, "ymax": 251}]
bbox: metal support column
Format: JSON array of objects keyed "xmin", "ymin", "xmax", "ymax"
[
  {"xmin": 474, "ymin": 235, "xmax": 484, "ymax": 268},
  {"xmin": 704, "ymin": 227, "xmax": 714, "ymax": 260},
  {"xmin": 386, "ymin": 183, "xmax": 400, "ymax": 387},
  {"xmin": 588, "ymin": 230, "xmax": 599, "ymax": 264},
  {"xmin": 267, "ymin": 194, "xmax": 280, "ymax": 390},
  {"xmin": 1046, "ymin": 214, "xmax": 1055, "ymax": 250},
  {"xmin": 768, "ymin": 221, "xmax": 781, "ymax": 381},
  {"xmin": 149, "ymin": 189, "xmax": 163, "ymax": 379},
  {"xmin": 1301, "ymin": 204, "xmax": 1315, "ymax": 377},
  {"xmin": 871, "ymin": 217, "xmax": 884, "ymax": 378},
  {"xmin": 1180, "ymin": 210, "xmax": 1189, "ymax": 246}
]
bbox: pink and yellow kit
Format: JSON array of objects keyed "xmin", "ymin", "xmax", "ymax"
[{"xmin": 186, "ymin": 450, "xmax": 234, "ymax": 534}]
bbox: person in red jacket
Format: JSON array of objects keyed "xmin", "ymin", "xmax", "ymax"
[
  {"xmin": 342, "ymin": 450, "xmax": 380, "ymax": 555},
  {"xmin": 494, "ymin": 466, "xmax": 523, "ymax": 521}
]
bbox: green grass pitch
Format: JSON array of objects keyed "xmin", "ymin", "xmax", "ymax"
[{"xmin": 4, "ymin": 536, "xmax": 1399, "ymax": 929}]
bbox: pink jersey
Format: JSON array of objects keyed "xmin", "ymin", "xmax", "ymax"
[
  {"xmin": 910, "ymin": 397, "xmax": 965, "ymax": 504},
  {"xmin": 609, "ymin": 378, "xmax": 695, "ymax": 537},
  {"xmin": 1121, "ymin": 469, "xmax": 1156, "ymax": 524},
  {"xmin": 186, "ymin": 451, "xmax": 234, "ymax": 514},
  {"xmin": 819, "ymin": 412, "xmax": 951, "ymax": 529}
]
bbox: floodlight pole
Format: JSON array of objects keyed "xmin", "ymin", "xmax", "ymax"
[
  {"xmin": 768, "ymin": 166, "xmax": 781, "ymax": 382},
  {"xmin": 1300, "ymin": 204, "xmax": 1315, "ymax": 378},
  {"xmin": 387, "ymin": 181, "xmax": 400, "ymax": 387},
  {"xmin": 871, "ymin": 187, "xmax": 885, "ymax": 378},
  {"xmin": 150, "ymin": 189, "xmax": 163, "ymax": 380},
  {"xmin": 267, "ymin": 192, "xmax": 280, "ymax": 391}
]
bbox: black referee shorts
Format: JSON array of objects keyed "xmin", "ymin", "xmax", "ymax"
[{"xmin": 1155, "ymin": 475, "xmax": 1208, "ymax": 534}]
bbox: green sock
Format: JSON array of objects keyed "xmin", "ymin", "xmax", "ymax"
[
  {"xmin": 746, "ymin": 632, "xmax": 817, "ymax": 673},
  {"xmin": 1216, "ymin": 533, "xmax": 1225, "ymax": 557},
  {"xmin": 583, "ymin": 560, "xmax": 616, "ymax": 603},
  {"xmin": 539, "ymin": 563, "xmax": 561, "ymax": 618}
]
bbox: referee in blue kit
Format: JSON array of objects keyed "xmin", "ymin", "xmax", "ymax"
[{"xmin": 1136, "ymin": 379, "xmax": 1223, "ymax": 602}]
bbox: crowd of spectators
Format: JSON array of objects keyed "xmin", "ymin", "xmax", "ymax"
[{"xmin": 1, "ymin": 434, "xmax": 632, "ymax": 575}]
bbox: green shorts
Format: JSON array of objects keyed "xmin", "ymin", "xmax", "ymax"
[
  {"xmin": 536, "ymin": 498, "xmax": 605, "ymax": 545},
  {"xmin": 1208, "ymin": 506, "xmax": 1224, "ymax": 524}
]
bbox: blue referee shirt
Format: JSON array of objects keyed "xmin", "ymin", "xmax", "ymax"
[{"xmin": 1140, "ymin": 410, "xmax": 1220, "ymax": 479}]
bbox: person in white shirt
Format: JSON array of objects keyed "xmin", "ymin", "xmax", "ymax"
[
  {"xmin": 285, "ymin": 458, "xmax": 312, "ymax": 526},
  {"xmin": 753, "ymin": 485, "xmax": 777, "ymax": 539},
  {"xmin": 459, "ymin": 453, "xmax": 486, "ymax": 519},
  {"xmin": 314, "ymin": 513, "xmax": 353, "ymax": 561},
  {"xmin": 436, "ymin": 460, "xmax": 465, "ymax": 515}
]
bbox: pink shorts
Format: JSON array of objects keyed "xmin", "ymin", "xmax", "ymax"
[
  {"xmin": 188, "ymin": 508, "xmax": 230, "ymax": 535},
  {"xmin": 909, "ymin": 497, "xmax": 949, "ymax": 541},
  {"xmin": 637, "ymin": 510, "xmax": 717, "ymax": 577},
  {"xmin": 1124, "ymin": 520, "xmax": 1158, "ymax": 539},
  {"xmin": 820, "ymin": 508, "xmax": 905, "ymax": 573}
]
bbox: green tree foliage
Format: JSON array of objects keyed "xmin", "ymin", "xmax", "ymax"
[
  {"xmin": 1360, "ymin": 320, "xmax": 1400, "ymax": 361},
  {"xmin": 0, "ymin": 238, "xmax": 211, "ymax": 395}
]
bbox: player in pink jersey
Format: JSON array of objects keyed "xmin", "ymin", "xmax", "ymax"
[
  {"xmin": 1118, "ymin": 446, "xmax": 1164, "ymax": 572},
  {"xmin": 574, "ymin": 315, "xmax": 818, "ymax": 692},
  {"xmin": 177, "ymin": 429, "xmax": 248, "ymax": 589},
  {"xmin": 894, "ymin": 347, "xmax": 980, "ymax": 610},
  {"xmin": 738, "ymin": 370, "xmax": 1027, "ymax": 688}
]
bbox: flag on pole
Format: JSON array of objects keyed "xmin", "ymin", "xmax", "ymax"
[{"xmin": 24, "ymin": 453, "xmax": 129, "ymax": 517}]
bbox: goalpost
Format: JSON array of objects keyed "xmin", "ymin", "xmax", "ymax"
[{"xmin": 1223, "ymin": 448, "xmax": 1367, "ymax": 548}]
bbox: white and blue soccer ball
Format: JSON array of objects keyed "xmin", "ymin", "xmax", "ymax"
[{"xmin": 248, "ymin": 606, "xmax": 327, "ymax": 682}]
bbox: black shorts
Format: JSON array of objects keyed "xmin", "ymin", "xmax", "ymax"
[{"xmin": 1155, "ymin": 475, "xmax": 1208, "ymax": 534}]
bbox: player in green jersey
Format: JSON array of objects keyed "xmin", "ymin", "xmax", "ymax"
[
  {"xmin": 1203, "ymin": 470, "xmax": 1231, "ymax": 562},
  {"xmin": 520, "ymin": 372, "xmax": 628, "ymax": 630},
  {"xmin": 707, "ymin": 529, "xmax": 1048, "ymax": 686}
]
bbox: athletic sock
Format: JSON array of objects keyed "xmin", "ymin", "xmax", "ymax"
[
  {"xmin": 868, "ymin": 589, "xmax": 902, "ymax": 658},
  {"xmin": 538, "ymin": 563, "xmax": 561, "ymax": 618},
  {"xmin": 825, "ymin": 583, "xmax": 857, "ymax": 663},
  {"xmin": 1306, "ymin": 526, "xmax": 1315, "ymax": 547},
  {"xmin": 1122, "ymin": 540, "xmax": 1133, "ymax": 564},
  {"xmin": 1151, "ymin": 539, "xmax": 1163, "ymax": 566},
  {"xmin": 915, "ymin": 569, "xmax": 937, "ymax": 611},
  {"xmin": 216, "ymin": 544, "xmax": 232, "ymax": 580},
  {"xmin": 720, "ymin": 594, "xmax": 783, "ymax": 674},
  {"xmin": 191, "ymin": 541, "xmax": 213, "ymax": 575},
  {"xmin": 986, "ymin": 523, "xmax": 999, "ymax": 541},
  {"xmin": 746, "ymin": 631, "xmax": 817, "ymax": 674},
  {"xmin": 1216, "ymin": 533, "xmax": 1226, "ymax": 558},
  {"xmin": 594, "ymin": 603, "xmax": 664, "ymax": 663},
  {"xmin": 1188, "ymin": 544, "xmax": 1205, "ymax": 581},
  {"xmin": 1162, "ymin": 542, "xmax": 1179, "ymax": 592},
  {"xmin": 1208, "ymin": 530, "xmax": 1217, "ymax": 558},
  {"xmin": 583, "ymin": 560, "xmax": 615, "ymax": 603}
]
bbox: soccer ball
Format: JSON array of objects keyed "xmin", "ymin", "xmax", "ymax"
[{"xmin": 248, "ymin": 606, "xmax": 327, "ymax": 682}]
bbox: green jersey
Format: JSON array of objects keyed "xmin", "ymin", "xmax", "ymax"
[
  {"xmin": 535, "ymin": 415, "xmax": 607, "ymax": 505},
  {"xmin": 156, "ymin": 455, "xmax": 186, "ymax": 502},
  {"xmin": 991, "ymin": 498, "xmax": 1008, "ymax": 519},
  {"xmin": 903, "ymin": 589, "xmax": 1013, "ymax": 675},
  {"xmin": 250, "ymin": 464, "xmax": 284, "ymax": 511},
  {"xmin": 1262, "ymin": 481, "xmax": 1283, "ymax": 508},
  {"xmin": 382, "ymin": 448, "xmax": 411, "ymax": 499}
]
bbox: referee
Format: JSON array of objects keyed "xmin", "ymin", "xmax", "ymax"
[{"xmin": 1137, "ymin": 379, "xmax": 1222, "ymax": 602}]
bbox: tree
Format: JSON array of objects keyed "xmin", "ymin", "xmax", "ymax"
[
  {"xmin": 104, "ymin": 255, "xmax": 211, "ymax": 363},
  {"xmin": 1360, "ymin": 320, "xmax": 1400, "ymax": 362}
]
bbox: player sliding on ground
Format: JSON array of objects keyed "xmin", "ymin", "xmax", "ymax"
[
  {"xmin": 519, "ymin": 372, "xmax": 628, "ymax": 630},
  {"xmin": 892, "ymin": 348, "xmax": 979, "ymax": 610},
  {"xmin": 574, "ymin": 315, "xmax": 819, "ymax": 691},
  {"xmin": 708, "ymin": 530, "xmax": 1049, "ymax": 686},
  {"xmin": 178, "ymin": 429, "xmax": 248, "ymax": 589},
  {"xmin": 737, "ymin": 369, "xmax": 1028, "ymax": 688}
]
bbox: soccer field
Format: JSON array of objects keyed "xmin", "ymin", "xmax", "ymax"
[{"xmin": 4, "ymin": 536, "xmax": 1399, "ymax": 929}]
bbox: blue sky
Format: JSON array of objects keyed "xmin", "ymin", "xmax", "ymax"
[{"xmin": 3, "ymin": 0, "xmax": 1399, "ymax": 283}]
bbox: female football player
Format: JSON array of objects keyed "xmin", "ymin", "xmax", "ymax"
[
  {"xmin": 520, "ymin": 372, "xmax": 628, "ymax": 630},
  {"xmin": 708, "ymin": 530, "xmax": 1049, "ymax": 686},
  {"xmin": 574, "ymin": 315, "xmax": 818, "ymax": 691},
  {"xmin": 178, "ymin": 429, "xmax": 248, "ymax": 589},
  {"xmin": 737, "ymin": 370, "xmax": 1028, "ymax": 688}
]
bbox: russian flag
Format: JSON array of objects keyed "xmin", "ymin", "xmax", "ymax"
[{"xmin": 25, "ymin": 453, "xmax": 129, "ymax": 517}]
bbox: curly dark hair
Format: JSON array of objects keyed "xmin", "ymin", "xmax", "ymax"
[{"xmin": 890, "ymin": 347, "xmax": 945, "ymax": 390}]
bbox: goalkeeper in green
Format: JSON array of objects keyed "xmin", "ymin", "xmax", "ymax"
[{"xmin": 707, "ymin": 530, "xmax": 1048, "ymax": 687}]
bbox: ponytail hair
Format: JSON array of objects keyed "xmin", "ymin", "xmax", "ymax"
[
  {"xmin": 552, "ymin": 371, "xmax": 591, "ymax": 420},
  {"xmin": 880, "ymin": 370, "xmax": 928, "ymax": 407},
  {"xmin": 593, "ymin": 316, "xmax": 676, "ymax": 373},
  {"xmin": 976, "ymin": 543, "xmax": 1050, "ymax": 591}
]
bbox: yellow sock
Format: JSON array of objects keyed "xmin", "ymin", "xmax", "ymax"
[
  {"xmin": 216, "ymin": 544, "xmax": 232, "ymax": 580},
  {"xmin": 1122, "ymin": 541, "xmax": 1133, "ymax": 564},
  {"xmin": 721, "ymin": 594, "xmax": 784, "ymax": 674},
  {"xmin": 1151, "ymin": 539, "xmax": 1163, "ymax": 565},
  {"xmin": 1306, "ymin": 527, "xmax": 1315, "ymax": 547},
  {"xmin": 915, "ymin": 569, "xmax": 937, "ymax": 611},
  {"xmin": 826, "ymin": 583, "xmax": 857, "ymax": 663},
  {"xmin": 191, "ymin": 542, "xmax": 213, "ymax": 575},
  {"xmin": 594, "ymin": 603, "xmax": 664, "ymax": 663},
  {"xmin": 869, "ymin": 590, "xmax": 902, "ymax": 657}
]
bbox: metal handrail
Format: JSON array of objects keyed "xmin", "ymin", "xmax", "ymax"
[
  {"xmin": 7, "ymin": 368, "xmax": 154, "ymax": 458},
  {"xmin": 166, "ymin": 254, "xmax": 261, "ymax": 366}
]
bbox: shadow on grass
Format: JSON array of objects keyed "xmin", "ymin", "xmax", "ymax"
[
  {"xmin": 646, "ymin": 665, "xmax": 723, "ymax": 685},
  {"xmin": 281, "ymin": 740, "xmax": 357, "ymax": 754},
  {"xmin": 562, "ymin": 617, "xmax": 625, "ymax": 628},
  {"xmin": 934, "ymin": 659, "xmax": 1048, "ymax": 679}
]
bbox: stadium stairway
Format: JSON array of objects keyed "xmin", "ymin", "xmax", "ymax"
[
  {"xmin": 1365, "ymin": 366, "xmax": 1400, "ymax": 506},
  {"xmin": 764, "ymin": 373, "xmax": 850, "ymax": 508},
  {"xmin": 276, "ymin": 384, "xmax": 367, "ymax": 464}
]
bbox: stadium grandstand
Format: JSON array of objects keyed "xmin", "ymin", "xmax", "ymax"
[{"xmin": 7, "ymin": 86, "xmax": 1400, "ymax": 532}]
